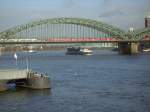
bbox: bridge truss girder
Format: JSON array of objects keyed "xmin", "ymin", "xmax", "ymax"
[
  {"xmin": 0, "ymin": 18, "xmax": 128, "ymax": 40},
  {"xmin": 132, "ymin": 28, "xmax": 150, "ymax": 40},
  {"xmin": 0, "ymin": 17, "xmax": 150, "ymax": 40}
]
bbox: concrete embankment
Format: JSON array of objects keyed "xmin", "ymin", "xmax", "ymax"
[
  {"xmin": 0, "ymin": 69, "xmax": 51, "ymax": 92},
  {"xmin": 0, "ymin": 81, "xmax": 8, "ymax": 92}
]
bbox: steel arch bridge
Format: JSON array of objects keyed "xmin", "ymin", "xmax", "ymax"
[{"xmin": 0, "ymin": 17, "xmax": 150, "ymax": 42}]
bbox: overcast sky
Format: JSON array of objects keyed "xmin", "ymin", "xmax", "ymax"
[{"xmin": 0, "ymin": 0, "xmax": 150, "ymax": 31}]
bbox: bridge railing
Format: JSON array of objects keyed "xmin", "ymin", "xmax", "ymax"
[{"xmin": 46, "ymin": 37, "xmax": 118, "ymax": 42}]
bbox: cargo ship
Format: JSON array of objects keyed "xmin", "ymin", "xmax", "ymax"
[{"xmin": 66, "ymin": 47, "xmax": 92, "ymax": 55}]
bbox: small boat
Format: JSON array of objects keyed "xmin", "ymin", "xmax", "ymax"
[
  {"xmin": 66, "ymin": 47, "xmax": 92, "ymax": 55},
  {"xmin": 28, "ymin": 46, "xmax": 36, "ymax": 53},
  {"xmin": 28, "ymin": 49, "xmax": 36, "ymax": 53},
  {"xmin": 143, "ymin": 48, "xmax": 150, "ymax": 52},
  {"xmin": 19, "ymin": 70, "xmax": 51, "ymax": 89}
]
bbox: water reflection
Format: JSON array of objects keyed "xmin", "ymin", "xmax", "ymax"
[{"xmin": 0, "ymin": 88, "xmax": 51, "ymax": 102}]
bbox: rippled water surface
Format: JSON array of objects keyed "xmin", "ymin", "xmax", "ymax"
[{"xmin": 0, "ymin": 50, "xmax": 150, "ymax": 112}]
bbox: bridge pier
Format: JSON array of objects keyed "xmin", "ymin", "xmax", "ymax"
[
  {"xmin": 0, "ymin": 46, "xmax": 5, "ymax": 52},
  {"xmin": 0, "ymin": 46, "xmax": 5, "ymax": 54},
  {"xmin": 118, "ymin": 42, "xmax": 139, "ymax": 54}
]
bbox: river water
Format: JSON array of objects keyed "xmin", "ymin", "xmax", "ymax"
[{"xmin": 0, "ymin": 50, "xmax": 150, "ymax": 112}]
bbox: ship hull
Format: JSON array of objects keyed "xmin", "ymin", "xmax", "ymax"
[
  {"xmin": 23, "ymin": 75, "xmax": 51, "ymax": 89},
  {"xmin": 66, "ymin": 51, "xmax": 92, "ymax": 55},
  {"xmin": 66, "ymin": 47, "xmax": 92, "ymax": 55}
]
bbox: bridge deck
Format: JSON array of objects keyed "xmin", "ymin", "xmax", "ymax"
[
  {"xmin": 0, "ymin": 40, "xmax": 150, "ymax": 45},
  {"xmin": 0, "ymin": 69, "xmax": 28, "ymax": 80}
]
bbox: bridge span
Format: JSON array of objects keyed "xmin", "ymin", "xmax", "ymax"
[{"xmin": 0, "ymin": 17, "xmax": 150, "ymax": 54}]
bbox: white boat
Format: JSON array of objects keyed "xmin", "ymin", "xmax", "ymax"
[
  {"xmin": 80, "ymin": 48, "xmax": 93, "ymax": 55},
  {"xmin": 28, "ymin": 49, "xmax": 36, "ymax": 53},
  {"xmin": 143, "ymin": 48, "xmax": 150, "ymax": 52},
  {"xmin": 28, "ymin": 46, "xmax": 36, "ymax": 53}
]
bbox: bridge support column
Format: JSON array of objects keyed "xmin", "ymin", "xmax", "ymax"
[
  {"xmin": 0, "ymin": 46, "xmax": 4, "ymax": 55},
  {"xmin": 0, "ymin": 81, "xmax": 8, "ymax": 92},
  {"xmin": 118, "ymin": 42, "xmax": 139, "ymax": 54}
]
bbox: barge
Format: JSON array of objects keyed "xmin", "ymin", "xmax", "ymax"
[{"xmin": 66, "ymin": 47, "xmax": 92, "ymax": 55}]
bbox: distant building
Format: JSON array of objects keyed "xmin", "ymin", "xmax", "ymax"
[
  {"xmin": 129, "ymin": 27, "xmax": 134, "ymax": 32},
  {"xmin": 145, "ymin": 16, "xmax": 150, "ymax": 28}
]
